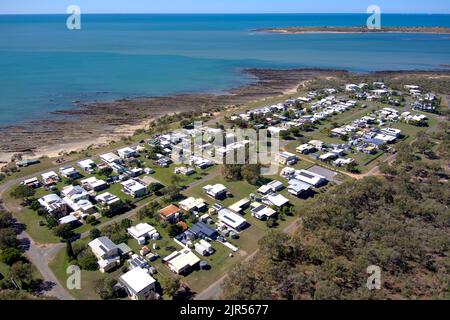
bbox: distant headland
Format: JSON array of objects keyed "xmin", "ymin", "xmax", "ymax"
[{"xmin": 255, "ymin": 26, "xmax": 450, "ymax": 34}]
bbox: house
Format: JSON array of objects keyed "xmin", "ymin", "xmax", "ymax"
[
  {"xmin": 258, "ymin": 180, "xmax": 284, "ymax": 195},
  {"xmin": 88, "ymin": 237, "xmax": 120, "ymax": 273},
  {"xmin": 381, "ymin": 127, "xmax": 401, "ymax": 138},
  {"xmin": 61, "ymin": 185, "xmax": 95, "ymax": 214},
  {"xmin": 117, "ymin": 147, "xmax": 138, "ymax": 159},
  {"xmin": 228, "ymin": 198, "xmax": 250, "ymax": 214},
  {"xmin": 130, "ymin": 167, "xmax": 144, "ymax": 177},
  {"xmin": 21, "ymin": 177, "xmax": 41, "ymax": 188},
  {"xmin": 159, "ymin": 204, "xmax": 181, "ymax": 222},
  {"xmin": 38, "ymin": 194, "xmax": 67, "ymax": 218},
  {"xmin": 58, "ymin": 214, "xmax": 80, "ymax": 227},
  {"xmin": 128, "ymin": 254, "xmax": 149, "ymax": 270},
  {"xmin": 250, "ymin": 202, "xmax": 277, "ymax": 220},
  {"xmin": 218, "ymin": 208, "xmax": 248, "ymax": 231},
  {"xmin": 59, "ymin": 166, "xmax": 82, "ymax": 180},
  {"xmin": 203, "ymin": 184, "xmax": 227, "ymax": 200},
  {"xmin": 100, "ymin": 152, "xmax": 121, "ymax": 165},
  {"xmin": 95, "ymin": 192, "xmax": 120, "ymax": 207},
  {"xmin": 163, "ymin": 249, "xmax": 200, "ymax": 275},
  {"xmin": 189, "ymin": 222, "xmax": 218, "ymax": 240},
  {"xmin": 77, "ymin": 159, "xmax": 96, "ymax": 174},
  {"xmin": 288, "ymin": 179, "xmax": 312, "ymax": 197},
  {"xmin": 178, "ymin": 197, "xmax": 207, "ymax": 213},
  {"xmin": 121, "ymin": 179, "xmax": 147, "ymax": 198},
  {"xmin": 127, "ymin": 223, "xmax": 158, "ymax": 243},
  {"xmin": 308, "ymin": 140, "xmax": 325, "ymax": 150},
  {"xmin": 333, "ymin": 158, "xmax": 355, "ymax": 167},
  {"xmin": 16, "ymin": 159, "xmax": 40, "ymax": 168},
  {"xmin": 262, "ymin": 193, "xmax": 290, "ymax": 208},
  {"xmin": 41, "ymin": 171, "xmax": 60, "ymax": 186},
  {"xmin": 119, "ymin": 267, "xmax": 156, "ymax": 300},
  {"xmin": 294, "ymin": 169, "xmax": 327, "ymax": 187},
  {"xmin": 80, "ymin": 176, "xmax": 107, "ymax": 192},
  {"xmin": 195, "ymin": 239, "xmax": 215, "ymax": 256},
  {"xmin": 174, "ymin": 166, "xmax": 195, "ymax": 176},
  {"xmin": 278, "ymin": 152, "xmax": 298, "ymax": 165},
  {"xmin": 296, "ymin": 144, "xmax": 316, "ymax": 154},
  {"xmin": 319, "ymin": 152, "xmax": 338, "ymax": 161}
]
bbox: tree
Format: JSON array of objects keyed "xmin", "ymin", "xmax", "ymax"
[
  {"xmin": 9, "ymin": 262, "xmax": 33, "ymax": 288},
  {"xmin": 0, "ymin": 228, "xmax": 19, "ymax": 249},
  {"xmin": 120, "ymin": 218, "xmax": 132, "ymax": 229},
  {"xmin": 10, "ymin": 185, "xmax": 35, "ymax": 200},
  {"xmin": 163, "ymin": 276, "xmax": 181, "ymax": 299},
  {"xmin": 168, "ymin": 224, "xmax": 183, "ymax": 237},
  {"xmin": 0, "ymin": 248, "xmax": 22, "ymax": 265},
  {"xmin": 279, "ymin": 130, "xmax": 290, "ymax": 140},
  {"xmin": 0, "ymin": 211, "xmax": 14, "ymax": 229},
  {"xmin": 164, "ymin": 185, "xmax": 181, "ymax": 201},
  {"xmin": 86, "ymin": 215, "xmax": 96, "ymax": 225},
  {"xmin": 222, "ymin": 164, "xmax": 243, "ymax": 181},
  {"xmin": 241, "ymin": 164, "xmax": 261, "ymax": 185},
  {"xmin": 66, "ymin": 241, "xmax": 75, "ymax": 260},
  {"xmin": 94, "ymin": 277, "xmax": 118, "ymax": 300},
  {"xmin": 170, "ymin": 174, "xmax": 182, "ymax": 187},
  {"xmin": 53, "ymin": 224, "xmax": 74, "ymax": 240},
  {"xmin": 77, "ymin": 250, "xmax": 98, "ymax": 271},
  {"xmin": 98, "ymin": 167, "xmax": 113, "ymax": 177},
  {"xmin": 89, "ymin": 228, "xmax": 101, "ymax": 240},
  {"xmin": 258, "ymin": 231, "xmax": 291, "ymax": 262}
]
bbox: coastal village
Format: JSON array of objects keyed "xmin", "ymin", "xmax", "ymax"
[{"xmin": 0, "ymin": 78, "xmax": 443, "ymax": 300}]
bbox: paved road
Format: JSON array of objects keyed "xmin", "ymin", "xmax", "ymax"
[
  {"xmin": 0, "ymin": 181, "xmax": 74, "ymax": 300},
  {"xmin": 0, "ymin": 164, "xmax": 222, "ymax": 300},
  {"xmin": 194, "ymin": 218, "xmax": 301, "ymax": 300}
]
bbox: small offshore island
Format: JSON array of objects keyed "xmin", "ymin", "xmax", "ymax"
[{"xmin": 256, "ymin": 26, "xmax": 450, "ymax": 34}]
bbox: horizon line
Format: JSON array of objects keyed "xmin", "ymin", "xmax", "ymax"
[{"xmin": 0, "ymin": 12, "xmax": 449, "ymax": 15}]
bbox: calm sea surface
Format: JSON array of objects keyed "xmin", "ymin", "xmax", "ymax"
[{"xmin": 0, "ymin": 14, "xmax": 449, "ymax": 125}]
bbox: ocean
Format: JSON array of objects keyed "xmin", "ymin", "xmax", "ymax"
[{"xmin": 0, "ymin": 13, "xmax": 449, "ymax": 125}]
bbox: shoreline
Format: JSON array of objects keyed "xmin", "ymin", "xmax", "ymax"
[
  {"xmin": 1, "ymin": 67, "xmax": 449, "ymax": 166},
  {"xmin": 256, "ymin": 26, "xmax": 450, "ymax": 35},
  {"xmin": 0, "ymin": 68, "xmax": 344, "ymax": 164}
]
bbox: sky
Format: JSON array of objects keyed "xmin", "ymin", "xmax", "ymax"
[{"xmin": 0, "ymin": 0, "xmax": 449, "ymax": 14}]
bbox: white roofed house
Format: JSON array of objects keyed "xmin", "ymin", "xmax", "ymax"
[
  {"xmin": 117, "ymin": 147, "xmax": 138, "ymax": 159},
  {"xmin": 218, "ymin": 208, "xmax": 248, "ymax": 231},
  {"xmin": 77, "ymin": 159, "xmax": 96, "ymax": 174},
  {"xmin": 278, "ymin": 152, "xmax": 298, "ymax": 165},
  {"xmin": 178, "ymin": 197, "xmax": 207, "ymax": 213},
  {"xmin": 295, "ymin": 169, "xmax": 327, "ymax": 187},
  {"xmin": 38, "ymin": 194, "xmax": 68, "ymax": 218},
  {"xmin": 121, "ymin": 179, "xmax": 147, "ymax": 198},
  {"xmin": 88, "ymin": 236, "xmax": 120, "ymax": 273},
  {"xmin": 80, "ymin": 176, "xmax": 108, "ymax": 192},
  {"xmin": 95, "ymin": 192, "xmax": 120, "ymax": 207},
  {"xmin": 203, "ymin": 184, "xmax": 227, "ymax": 200},
  {"xmin": 228, "ymin": 198, "xmax": 251, "ymax": 214},
  {"xmin": 288, "ymin": 179, "xmax": 312, "ymax": 198},
  {"xmin": 21, "ymin": 177, "xmax": 41, "ymax": 189},
  {"xmin": 127, "ymin": 223, "xmax": 158, "ymax": 242},
  {"xmin": 262, "ymin": 193, "xmax": 290, "ymax": 208},
  {"xmin": 163, "ymin": 249, "xmax": 201, "ymax": 275},
  {"xmin": 41, "ymin": 171, "xmax": 60, "ymax": 186},
  {"xmin": 119, "ymin": 267, "xmax": 156, "ymax": 300},
  {"xmin": 59, "ymin": 166, "xmax": 82, "ymax": 180},
  {"xmin": 100, "ymin": 152, "xmax": 121, "ymax": 165},
  {"xmin": 296, "ymin": 143, "xmax": 316, "ymax": 154},
  {"xmin": 61, "ymin": 185, "xmax": 95, "ymax": 214},
  {"xmin": 250, "ymin": 202, "xmax": 277, "ymax": 220}
]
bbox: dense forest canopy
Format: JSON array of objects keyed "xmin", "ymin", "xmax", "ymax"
[{"xmin": 222, "ymin": 124, "xmax": 449, "ymax": 300}]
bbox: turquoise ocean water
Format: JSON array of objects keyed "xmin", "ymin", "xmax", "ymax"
[{"xmin": 0, "ymin": 14, "xmax": 449, "ymax": 125}]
